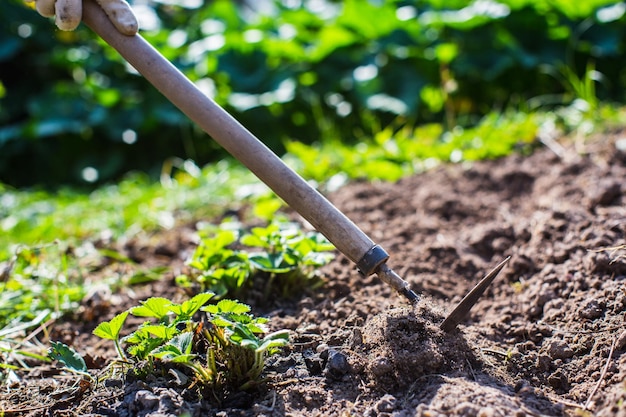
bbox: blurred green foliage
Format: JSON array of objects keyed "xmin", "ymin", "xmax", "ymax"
[
  {"xmin": 0, "ymin": 160, "xmax": 273, "ymax": 260},
  {"xmin": 285, "ymin": 109, "xmax": 543, "ymax": 182},
  {"xmin": 1, "ymin": 0, "xmax": 626, "ymax": 186}
]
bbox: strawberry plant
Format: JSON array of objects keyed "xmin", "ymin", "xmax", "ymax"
[
  {"xmin": 176, "ymin": 220, "xmax": 335, "ymax": 301},
  {"xmin": 201, "ymin": 299, "xmax": 289, "ymax": 389},
  {"xmin": 92, "ymin": 293, "xmax": 289, "ymax": 399}
]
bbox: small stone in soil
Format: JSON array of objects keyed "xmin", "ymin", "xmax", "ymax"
[
  {"xmin": 543, "ymin": 339, "xmax": 575, "ymax": 360},
  {"xmin": 324, "ymin": 349, "xmax": 350, "ymax": 380},
  {"xmin": 133, "ymin": 390, "xmax": 159, "ymax": 411},
  {"xmin": 375, "ymin": 394, "xmax": 397, "ymax": 412},
  {"xmin": 578, "ymin": 299, "xmax": 605, "ymax": 320},
  {"xmin": 302, "ymin": 349, "xmax": 324, "ymax": 376},
  {"xmin": 104, "ymin": 378, "xmax": 123, "ymax": 388},
  {"xmin": 547, "ymin": 369, "xmax": 570, "ymax": 392}
]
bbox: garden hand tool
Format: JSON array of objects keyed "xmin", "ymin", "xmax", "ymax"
[{"xmin": 81, "ymin": 0, "xmax": 419, "ymax": 304}]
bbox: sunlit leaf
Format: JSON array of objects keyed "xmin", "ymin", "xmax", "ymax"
[
  {"xmin": 93, "ymin": 311, "xmax": 129, "ymax": 340},
  {"xmin": 168, "ymin": 292, "xmax": 214, "ymax": 318},
  {"xmin": 130, "ymin": 298, "xmax": 172, "ymax": 320},
  {"xmin": 141, "ymin": 324, "xmax": 178, "ymax": 339},
  {"xmin": 204, "ymin": 299, "xmax": 251, "ymax": 315}
]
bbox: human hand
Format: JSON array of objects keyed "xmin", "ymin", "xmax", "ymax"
[{"xmin": 26, "ymin": 0, "xmax": 138, "ymax": 35}]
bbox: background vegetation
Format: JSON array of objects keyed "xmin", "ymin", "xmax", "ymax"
[{"xmin": 2, "ymin": 0, "xmax": 626, "ymax": 187}]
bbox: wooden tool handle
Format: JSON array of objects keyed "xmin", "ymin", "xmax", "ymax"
[{"xmin": 81, "ymin": 0, "xmax": 377, "ymax": 267}]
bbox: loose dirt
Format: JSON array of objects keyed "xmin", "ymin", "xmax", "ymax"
[{"xmin": 2, "ymin": 132, "xmax": 626, "ymax": 416}]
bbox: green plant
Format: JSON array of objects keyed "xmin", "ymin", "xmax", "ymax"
[
  {"xmin": 0, "ymin": 161, "xmax": 264, "ymax": 261},
  {"xmin": 5, "ymin": 0, "xmax": 626, "ymax": 187},
  {"xmin": 285, "ymin": 110, "xmax": 541, "ymax": 183},
  {"xmin": 92, "ymin": 310, "xmax": 130, "ymax": 361},
  {"xmin": 202, "ymin": 299, "xmax": 289, "ymax": 390},
  {"xmin": 176, "ymin": 220, "xmax": 334, "ymax": 300},
  {"xmin": 92, "ymin": 294, "xmax": 289, "ymax": 398},
  {"xmin": 47, "ymin": 341, "xmax": 92, "ymax": 381},
  {"xmin": 0, "ymin": 242, "xmax": 87, "ymax": 340},
  {"xmin": 559, "ymin": 61, "xmax": 603, "ymax": 113}
]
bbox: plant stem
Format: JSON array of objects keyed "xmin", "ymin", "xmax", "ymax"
[
  {"xmin": 114, "ymin": 339, "xmax": 127, "ymax": 361},
  {"xmin": 187, "ymin": 361, "xmax": 213, "ymax": 382}
]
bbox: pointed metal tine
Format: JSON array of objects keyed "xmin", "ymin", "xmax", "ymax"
[{"xmin": 440, "ymin": 256, "xmax": 511, "ymax": 332}]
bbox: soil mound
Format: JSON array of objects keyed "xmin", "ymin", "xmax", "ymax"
[{"xmin": 359, "ymin": 303, "xmax": 472, "ymax": 390}]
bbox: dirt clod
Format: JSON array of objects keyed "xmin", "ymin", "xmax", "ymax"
[{"xmin": 359, "ymin": 303, "xmax": 472, "ymax": 391}]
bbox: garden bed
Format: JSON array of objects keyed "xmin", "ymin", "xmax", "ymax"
[{"xmin": 2, "ymin": 132, "xmax": 626, "ymax": 416}]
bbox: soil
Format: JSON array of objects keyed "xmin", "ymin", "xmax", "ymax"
[{"xmin": 2, "ymin": 132, "xmax": 626, "ymax": 416}]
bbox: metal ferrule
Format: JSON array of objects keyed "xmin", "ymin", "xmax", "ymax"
[{"xmin": 356, "ymin": 244, "xmax": 390, "ymax": 276}]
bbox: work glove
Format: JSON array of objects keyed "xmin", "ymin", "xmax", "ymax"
[{"xmin": 25, "ymin": 0, "xmax": 138, "ymax": 35}]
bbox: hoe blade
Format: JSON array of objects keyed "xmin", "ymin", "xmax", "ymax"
[{"xmin": 440, "ymin": 256, "xmax": 511, "ymax": 332}]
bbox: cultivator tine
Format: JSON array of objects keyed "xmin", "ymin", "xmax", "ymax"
[{"xmin": 440, "ymin": 256, "xmax": 511, "ymax": 332}]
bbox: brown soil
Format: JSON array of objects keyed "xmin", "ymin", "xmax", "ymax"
[{"xmin": 2, "ymin": 132, "xmax": 626, "ymax": 416}]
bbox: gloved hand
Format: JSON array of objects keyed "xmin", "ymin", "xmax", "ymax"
[{"xmin": 25, "ymin": 0, "xmax": 138, "ymax": 35}]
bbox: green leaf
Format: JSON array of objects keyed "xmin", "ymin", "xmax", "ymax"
[
  {"xmin": 303, "ymin": 252, "xmax": 335, "ymax": 266},
  {"xmin": 434, "ymin": 43, "xmax": 458, "ymax": 64},
  {"xmin": 209, "ymin": 316, "xmax": 232, "ymax": 328},
  {"xmin": 204, "ymin": 299, "xmax": 251, "ymax": 315},
  {"xmin": 98, "ymin": 248, "xmax": 135, "ymax": 264},
  {"xmin": 150, "ymin": 346, "xmax": 181, "ymax": 359},
  {"xmin": 202, "ymin": 269, "xmax": 245, "ymax": 296},
  {"xmin": 257, "ymin": 337, "xmax": 289, "ymax": 354},
  {"xmin": 169, "ymin": 354, "xmax": 197, "ymax": 363},
  {"xmin": 168, "ymin": 292, "xmax": 214, "ymax": 318},
  {"xmin": 246, "ymin": 320, "xmax": 269, "ymax": 334},
  {"xmin": 127, "ymin": 266, "xmax": 169, "ymax": 285},
  {"xmin": 151, "ymin": 332, "xmax": 195, "ymax": 359},
  {"xmin": 227, "ymin": 322, "xmax": 258, "ymax": 345},
  {"xmin": 240, "ymin": 338, "xmax": 260, "ymax": 350},
  {"xmin": 248, "ymin": 253, "xmax": 293, "ymax": 273},
  {"xmin": 93, "ymin": 311, "xmax": 129, "ymax": 340},
  {"xmin": 213, "ymin": 229, "xmax": 239, "ymax": 248},
  {"xmin": 130, "ymin": 297, "xmax": 172, "ymax": 319},
  {"xmin": 170, "ymin": 331, "xmax": 194, "ymax": 355},
  {"xmin": 141, "ymin": 324, "xmax": 178, "ymax": 339},
  {"xmin": 306, "ymin": 233, "xmax": 335, "ymax": 252},
  {"xmin": 126, "ymin": 337, "xmax": 163, "ymax": 360},
  {"xmin": 122, "ymin": 326, "xmax": 150, "ymax": 344},
  {"xmin": 240, "ymin": 233, "xmax": 268, "ymax": 249},
  {"xmin": 48, "ymin": 341, "xmax": 87, "ymax": 373},
  {"xmin": 151, "ymin": 343, "xmax": 184, "ymax": 359},
  {"xmin": 252, "ymin": 197, "xmax": 283, "ymax": 220}
]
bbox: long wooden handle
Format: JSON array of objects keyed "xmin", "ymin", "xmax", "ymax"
[
  {"xmin": 81, "ymin": 0, "xmax": 373, "ymax": 265},
  {"xmin": 82, "ymin": 0, "xmax": 418, "ymax": 302}
]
